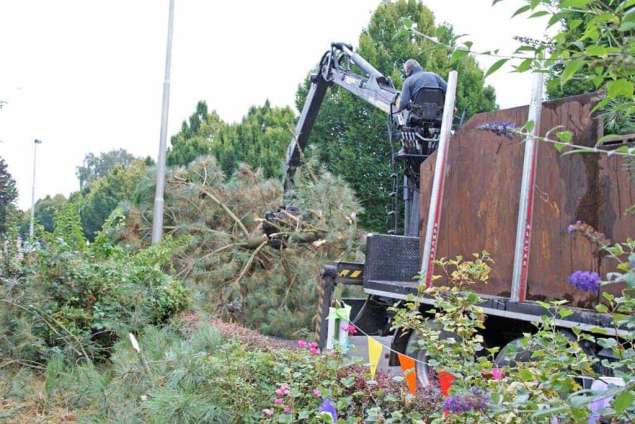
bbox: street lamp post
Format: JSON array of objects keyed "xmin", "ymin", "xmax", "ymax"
[
  {"xmin": 151, "ymin": 0, "xmax": 176, "ymax": 245},
  {"xmin": 29, "ymin": 139, "xmax": 43, "ymax": 240}
]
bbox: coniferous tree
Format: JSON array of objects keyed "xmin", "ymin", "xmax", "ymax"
[
  {"xmin": 167, "ymin": 101, "xmax": 225, "ymax": 167},
  {"xmin": 0, "ymin": 157, "xmax": 17, "ymax": 235},
  {"xmin": 213, "ymin": 101, "xmax": 295, "ymax": 178}
]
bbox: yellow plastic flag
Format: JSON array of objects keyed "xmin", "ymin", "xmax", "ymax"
[{"xmin": 367, "ymin": 337, "xmax": 383, "ymax": 379}]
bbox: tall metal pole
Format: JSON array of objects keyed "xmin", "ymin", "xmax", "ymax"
[
  {"xmin": 29, "ymin": 139, "xmax": 42, "ymax": 240},
  {"xmin": 510, "ymin": 72, "xmax": 544, "ymax": 303},
  {"xmin": 151, "ymin": 0, "xmax": 176, "ymax": 244},
  {"xmin": 420, "ymin": 70, "xmax": 458, "ymax": 287}
]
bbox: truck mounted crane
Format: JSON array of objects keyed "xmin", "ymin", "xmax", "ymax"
[
  {"xmin": 265, "ymin": 42, "xmax": 632, "ymax": 388},
  {"xmin": 272, "ymin": 42, "xmax": 446, "ymax": 238}
]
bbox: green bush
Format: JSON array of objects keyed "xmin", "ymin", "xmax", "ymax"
[
  {"xmin": 2, "ymin": 320, "xmax": 438, "ymax": 423},
  {"xmin": 0, "ymin": 232, "xmax": 190, "ymax": 365}
]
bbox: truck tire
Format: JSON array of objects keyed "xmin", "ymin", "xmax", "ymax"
[{"xmin": 403, "ymin": 321, "xmax": 458, "ymax": 388}]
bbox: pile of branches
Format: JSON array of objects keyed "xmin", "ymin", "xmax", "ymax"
[{"xmin": 115, "ymin": 156, "xmax": 363, "ymax": 338}]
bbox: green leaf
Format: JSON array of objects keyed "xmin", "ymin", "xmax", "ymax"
[
  {"xmin": 585, "ymin": 45, "xmax": 608, "ymax": 57},
  {"xmin": 557, "ymin": 130, "xmax": 573, "ymax": 143},
  {"xmin": 613, "ymin": 390, "xmax": 635, "ymax": 414},
  {"xmin": 518, "ymin": 368, "xmax": 534, "ymax": 382},
  {"xmin": 619, "ymin": 20, "xmax": 635, "ymax": 32},
  {"xmin": 595, "ymin": 303, "xmax": 609, "ymax": 313},
  {"xmin": 547, "ymin": 13, "xmax": 564, "ymax": 28},
  {"xmin": 451, "ymin": 48, "xmax": 469, "ymax": 62},
  {"xmin": 561, "ymin": 0, "xmax": 592, "ymax": 7},
  {"xmin": 618, "ymin": 0, "xmax": 635, "ymax": 11},
  {"xmin": 569, "ymin": 19, "xmax": 583, "ymax": 30},
  {"xmin": 561, "ymin": 60, "xmax": 584, "ymax": 85},
  {"xmin": 537, "ymin": 300, "xmax": 551, "ymax": 310},
  {"xmin": 515, "ymin": 58, "xmax": 533, "ymax": 73},
  {"xmin": 529, "ymin": 10, "xmax": 549, "ymax": 18},
  {"xmin": 484, "ymin": 58, "xmax": 509, "ymax": 78},
  {"xmin": 559, "ymin": 307, "xmax": 574, "ymax": 318},
  {"xmin": 607, "ymin": 79, "xmax": 634, "ymax": 99},
  {"xmin": 512, "ymin": 5, "xmax": 531, "ymax": 18}
]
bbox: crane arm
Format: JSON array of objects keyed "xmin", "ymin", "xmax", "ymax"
[{"xmin": 283, "ymin": 43, "xmax": 403, "ymax": 194}]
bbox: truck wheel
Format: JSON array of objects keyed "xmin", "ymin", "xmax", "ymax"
[
  {"xmin": 494, "ymin": 338, "xmax": 533, "ymax": 367},
  {"xmin": 403, "ymin": 321, "xmax": 457, "ymax": 388},
  {"xmin": 404, "ymin": 331, "xmax": 432, "ymax": 387}
]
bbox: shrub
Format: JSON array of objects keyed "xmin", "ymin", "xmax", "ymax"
[{"xmin": 0, "ymin": 233, "xmax": 190, "ymax": 365}]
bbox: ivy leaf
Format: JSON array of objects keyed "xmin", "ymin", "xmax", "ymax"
[
  {"xmin": 607, "ymin": 79, "xmax": 634, "ymax": 99},
  {"xmin": 613, "ymin": 390, "xmax": 635, "ymax": 414},
  {"xmin": 561, "ymin": 59, "xmax": 584, "ymax": 86}
]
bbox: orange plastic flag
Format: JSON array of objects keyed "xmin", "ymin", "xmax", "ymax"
[
  {"xmin": 437, "ymin": 370, "xmax": 455, "ymax": 397},
  {"xmin": 397, "ymin": 353, "xmax": 417, "ymax": 395},
  {"xmin": 367, "ymin": 337, "xmax": 383, "ymax": 379}
]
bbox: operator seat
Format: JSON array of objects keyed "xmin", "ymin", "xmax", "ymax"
[{"xmin": 406, "ymin": 87, "xmax": 445, "ymax": 128}]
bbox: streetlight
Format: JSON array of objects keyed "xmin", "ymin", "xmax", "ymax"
[
  {"xmin": 151, "ymin": 0, "xmax": 176, "ymax": 245},
  {"xmin": 29, "ymin": 139, "xmax": 43, "ymax": 240}
]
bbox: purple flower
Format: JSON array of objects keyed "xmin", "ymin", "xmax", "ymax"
[
  {"xmin": 319, "ymin": 398, "xmax": 337, "ymax": 422},
  {"xmin": 477, "ymin": 121, "xmax": 516, "ymax": 139},
  {"xmin": 569, "ymin": 271, "xmax": 601, "ymax": 293},
  {"xmin": 443, "ymin": 389, "xmax": 489, "ymax": 414}
]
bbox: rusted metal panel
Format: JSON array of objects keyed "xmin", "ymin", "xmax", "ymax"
[{"xmin": 419, "ymin": 94, "xmax": 634, "ymax": 309}]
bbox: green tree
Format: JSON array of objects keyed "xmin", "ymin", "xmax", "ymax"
[
  {"xmin": 79, "ymin": 159, "xmax": 148, "ymax": 241},
  {"xmin": 0, "ymin": 156, "xmax": 17, "ymax": 234},
  {"xmin": 167, "ymin": 101, "xmax": 225, "ymax": 167},
  {"xmin": 53, "ymin": 200, "xmax": 86, "ymax": 250},
  {"xmin": 296, "ymin": 0, "xmax": 496, "ymax": 231},
  {"xmin": 212, "ymin": 101, "xmax": 294, "ymax": 178},
  {"xmin": 31, "ymin": 194, "xmax": 67, "ymax": 233},
  {"xmin": 76, "ymin": 149, "xmax": 140, "ymax": 189}
]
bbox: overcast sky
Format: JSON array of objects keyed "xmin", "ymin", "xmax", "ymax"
[{"xmin": 0, "ymin": 0, "xmax": 548, "ymax": 209}]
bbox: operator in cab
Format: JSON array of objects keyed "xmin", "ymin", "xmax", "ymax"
[{"xmin": 397, "ymin": 59, "xmax": 447, "ymax": 113}]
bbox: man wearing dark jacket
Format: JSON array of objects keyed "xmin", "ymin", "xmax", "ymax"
[{"xmin": 397, "ymin": 59, "xmax": 447, "ymax": 112}]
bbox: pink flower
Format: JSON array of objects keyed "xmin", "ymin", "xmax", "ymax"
[
  {"xmin": 297, "ymin": 340, "xmax": 307, "ymax": 348},
  {"xmin": 312, "ymin": 388, "xmax": 321, "ymax": 397},
  {"xmin": 309, "ymin": 342, "xmax": 318, "ymax": 349},
  {"xmin": 491, "ymin": 368, "xmax": 504, "ymax": 380},
  {"xmin": 274, "ymin": 398, "xmax": 283, "ymax": 405},
  {"xmin": 262, "ymin": 408, "xmax": 273, "ymax": 417},
  {"xmin": 340, "ymin": 324, "xmax": 357, "ymax": 336},
  {"xmin": 275, "ymin": 388, "xmax": 285, "ymax": 396},
  {"xmin": 280, "ymin": 383, "xmax": 289, "ymax": 389},
  {"xmin": 283, "ymin": 405, "xmax": 292, "ymax": 414},
  {"xmin": 309, "ymin": 346, "xmax": 319, "ymax": 355}
]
